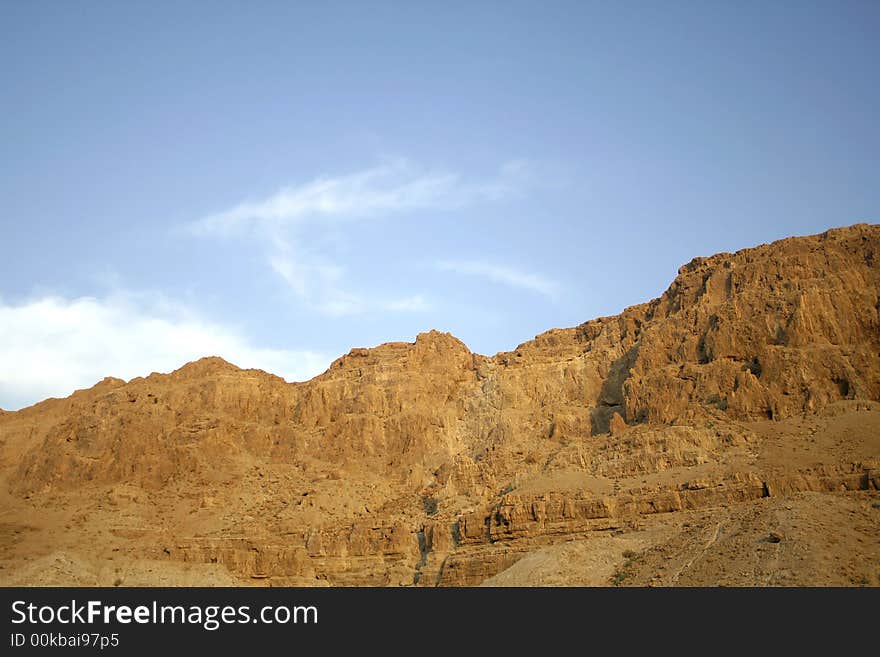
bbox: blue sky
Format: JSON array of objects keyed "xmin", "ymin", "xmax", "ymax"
[{"xmin": 1, "ymin": 1, "xmax": 878, "ymax": 409}]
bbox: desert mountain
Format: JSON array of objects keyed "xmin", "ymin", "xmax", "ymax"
[{"xmin": 1, "ymin": 224, "xmax": 878, "ymax": 586}]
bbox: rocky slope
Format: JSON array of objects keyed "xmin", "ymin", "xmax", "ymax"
[{"xmin": 1, "ymin": 224, "xmax": 878, "ymax": 586}]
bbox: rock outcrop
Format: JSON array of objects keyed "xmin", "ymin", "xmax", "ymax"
[{"xmin": 1, "ymin": 224, "xmax": 878, "ymax": 586}]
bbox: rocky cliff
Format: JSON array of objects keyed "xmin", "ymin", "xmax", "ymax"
[{"xmin": 1, "ymin": 224, "xmax": 878, "ymax": 586}]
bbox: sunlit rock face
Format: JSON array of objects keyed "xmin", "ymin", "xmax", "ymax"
[{"xmin": 1, "ymin": 224, "xmax": 878, "ymax": 587}]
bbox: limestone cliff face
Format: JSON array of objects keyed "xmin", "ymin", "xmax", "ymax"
[
  {"xmin": 0, "ymin": 224, "xmax": 878, "ymax": 587},
  {"xmin": 496, "ymin": 224, "xmax": 879, "ymax": 429},
  {"xmin": 624, "ymin": 224, "xmax": 879, "ymax": 423}
]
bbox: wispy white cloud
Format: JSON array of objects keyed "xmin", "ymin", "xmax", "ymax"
[
  {"xmin": 435, "ymin": 260, "xmax": 560, "ymax": 299},
  {"xmin": 383, "ymin": 295, "xmax": 430, "ymax": 313},
  {"xmin": 192, "ymin": 158, "xmax": 530, "ymax": 236},
  {"xmin": 311, "ymin": 293, "xmax": 428, "ymax": 317},
  {"xmin": 189, "ymin": 158, "xmax": 531, "ymax": 315},
  {"xmin": 268, "ymin": 250, "xmax": 343, "ymax": 301},
  {"xmin": 0, "ymin": 294, "xmax": 332, "ymax": 411},
  {"xmin": 267, "ymin": 240, "xmax": 431, "ymax": 317}
]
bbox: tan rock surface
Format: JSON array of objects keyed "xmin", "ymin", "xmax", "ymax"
[{"xmin": 1, "ymin": 224, "xmax": 878, "ymax": 586}]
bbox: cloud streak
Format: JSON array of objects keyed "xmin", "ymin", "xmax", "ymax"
[
  {"xmin": 0, "ymin": 294, "xmax": 332, "ymax": 411},
  {"xmin": 189, "ymin": 158, "xmax": 531, "ymax": 315},
  {"xmin": 192, "ymin": 159, "xmax": 529, "ymax": 236},
  {"xmin": 436, "ymin": 260, "xmax": 560, "ymax": 299},
  {"xmin": 266, "ymin": 238, "xmax": 431, "ymax": 316}
]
